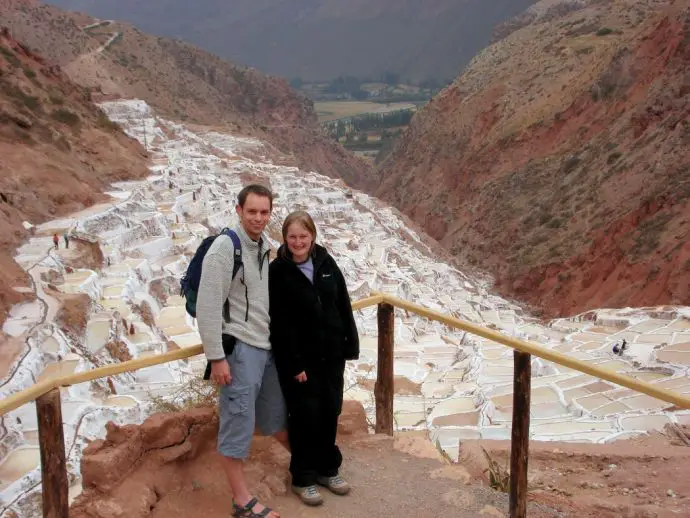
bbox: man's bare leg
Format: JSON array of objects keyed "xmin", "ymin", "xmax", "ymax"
[
  {"xmin": 221, "ymin": 455, "xmax": 280, "ymax": 518},
  {"xmin": 274, "ymin": 429, "xmax": 290, "ymax": 452}
]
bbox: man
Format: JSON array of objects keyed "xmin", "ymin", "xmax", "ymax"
[{"xmin": 197, "ymin": 184, "xmax": 287, "ymax": 518}]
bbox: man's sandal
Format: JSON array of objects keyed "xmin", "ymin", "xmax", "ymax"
[{"xmin": 232, "ymin": 497, "xmax": 276, "ymax": 518}]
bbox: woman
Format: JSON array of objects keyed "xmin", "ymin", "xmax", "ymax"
[{"xmin": 269, "ymin": 211, "xmax": 359, "ymax": 507}]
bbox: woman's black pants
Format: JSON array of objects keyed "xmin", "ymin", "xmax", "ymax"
[{"xmin": 282, "ymin": 360, "xmax": 345, "ymax": 487}]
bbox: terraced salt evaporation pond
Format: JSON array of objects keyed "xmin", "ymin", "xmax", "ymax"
[
  {"xmin": 0, "ymin": 98, "xmax": 688, "ymax": 516},
  {"xmin": 0, "ymin": 449, "xmax": 39, "ymax": 491}
]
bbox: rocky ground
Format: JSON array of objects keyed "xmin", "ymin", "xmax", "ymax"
[
  {"xmin": 463, "ymin": 429, "xmax": 690, "ymax": 517},
  {"xmin": 69, "ymin": 401, "xmax": 690, "ymax": 518},
  {"xmin": 70, "ymin": 402, "xmax": 564, "ymax": 518}
]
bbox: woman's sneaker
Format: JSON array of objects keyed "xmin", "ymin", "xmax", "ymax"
[
  {"xmin": 291, "ymin": 485, "xmax": 324, "ymax": 506},
  {"xmin": 316, "ymin": 474, "xmax": 351, "ymax": 495}
]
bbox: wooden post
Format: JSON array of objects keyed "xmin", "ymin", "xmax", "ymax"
[
  {"xmin": 375, "ymin": 302, "xmax": 394, "ymax": 435},
  {"xmin": 36, "ymin": 388, "xmax": 68, "ymax": 518},
  {"xmin": 509, "ymin": 351, "xmax": 531, "ymax": 518}
]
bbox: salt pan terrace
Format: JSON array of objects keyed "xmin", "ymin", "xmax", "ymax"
[{"xmin": 0, "ymin": 99, "xmax": 689, "ymax": 514}]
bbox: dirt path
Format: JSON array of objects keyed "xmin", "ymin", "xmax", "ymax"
[{"xmin": 149, "ymin": 435, "xmax": 562, "ymax": 518}]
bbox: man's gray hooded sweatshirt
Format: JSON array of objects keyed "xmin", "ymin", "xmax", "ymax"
[{"xmin": 197, "ymin": 224, "xmax": 271, "ymax": 360}]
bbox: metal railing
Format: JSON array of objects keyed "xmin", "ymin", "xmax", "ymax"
[{"xmin": 1, "ymin": 293, "xmax": 688, "ymax": 518}]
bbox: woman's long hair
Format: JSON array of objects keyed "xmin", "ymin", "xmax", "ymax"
[{"xmin": 279, "ymin": 211, "xmax": 317, "ymax": 261}]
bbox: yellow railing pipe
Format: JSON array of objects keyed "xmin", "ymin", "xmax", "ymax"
[
  {"xmin": 378, "ymin": 293, "xmax": 690, "ymax": 410},
  {"xmin": 0, "ymin": 295, "xmax": 383, "ymax": 416}
]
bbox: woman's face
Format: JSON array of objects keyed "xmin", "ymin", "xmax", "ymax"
[{"xmin": 286, "ymin": 222, "xmax": 314, "ymax": 262}]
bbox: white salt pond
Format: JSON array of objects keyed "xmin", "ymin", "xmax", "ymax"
[
  {"xmin": 37, "ymin": 360, "xmax": 79, "ymax": 383},
  {"xmin": 0, "ymin": 448, "xmax": 40, "ymax": 491},
  {"xmin": 85, "ymin": 320, "xmax": 111, "ymax": 353},
  {"xmin": 2, "ymin": 302, "xmax": 42, "ymax": 337}
]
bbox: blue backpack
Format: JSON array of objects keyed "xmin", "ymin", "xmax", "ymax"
[{"xmin": 179, "ymin": 228, "xmax": 242, "ymax": 318}]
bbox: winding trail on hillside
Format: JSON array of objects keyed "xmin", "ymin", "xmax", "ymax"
[{"xmin": 63, "ymin": 18, "xmax": 122, "ymax": 95}]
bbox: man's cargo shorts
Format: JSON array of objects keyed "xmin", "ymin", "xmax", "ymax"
[{"xmin": 217, "ymin": 340, "xmax": 287, "ymax": 459}]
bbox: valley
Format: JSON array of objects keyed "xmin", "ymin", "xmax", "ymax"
[
  {"xmin": 0, "ymin": 99, "xmax": 688, "ymax": 517},
  {"xmin": 0, "ymin": 0, "xmax": 689, "ymax": 515}
]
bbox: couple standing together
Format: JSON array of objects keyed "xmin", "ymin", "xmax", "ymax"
[{"xmin": 197, "ymin": 184, "xmax": 359, "ymax": 518}]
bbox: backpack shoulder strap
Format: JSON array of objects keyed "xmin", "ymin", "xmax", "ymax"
[{"xmin": 224, "ymin": 229, "xmax": 243, "ymax": 279}]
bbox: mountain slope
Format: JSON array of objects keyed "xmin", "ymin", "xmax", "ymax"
[
  {"xmin": 0, "ymin": 26, "xmax": 149, "ymax": 325},
  {"xmin": 44, "ymin": 0, "xmax": 536, "ymax": 82},
  {"xmin": 373, "ymin": 0, "xmax": 690, "ymax": 317},
  {"xmin": 0, "ymin": 0, "xmax": 370, "ymax": 186}
]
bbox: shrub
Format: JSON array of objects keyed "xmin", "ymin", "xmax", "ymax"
[
  {"xmin": 631, "ymin": 212, "xmax": 672, "ymax": 259},
  {"xmin": 482, "ymin": 448, "xmax": 510, "ymax": 493},
  {"xmin": 563, "ymin": 155, "xmax": 581, "ymax": 174},
  {"xmin": 149, "ymin": 378, "xmax": 218, "ymax": 413},
  {"xmin": 0, "ymin": 45, "xmax": 20, "ymax": 67},
  {"xmin": 547, "ymin": 218, "xmax": 563, "ymax": 229},
  {"xmin": 5, "ymin": 82, "xmax": 41, "ymax": 111},
  {"xmin": 51, "ymin": 108, "xmax": 80, "ymax": 127},
  {"xmin": 576, "ymin": 46, "xmax": 594, "ymax": 55},
  {"xmin": 607, "ymin": 151, "xmax": 622, "ymax": 164},
  {"xmin": 96, "ymin": 111, "xmax": 120, "ymax": 131},
  {"xmin": 596, "ymin": 27, "xmax": 614, "ymax": 36}
]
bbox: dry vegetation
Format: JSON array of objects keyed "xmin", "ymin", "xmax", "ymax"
[{"xmin": 148, "ymin": 377, "xmax": 218, "ymax": 413}]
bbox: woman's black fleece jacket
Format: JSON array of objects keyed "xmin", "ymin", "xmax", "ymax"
[{"xmin": 269, "ymin": 244, "xmax": 360, "ymax": 378}]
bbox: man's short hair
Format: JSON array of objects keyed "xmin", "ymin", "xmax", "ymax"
[{"xmin": 237, "ymin": 184, "xmax": 273, "ymax": 209}]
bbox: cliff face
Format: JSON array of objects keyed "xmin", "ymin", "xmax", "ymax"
[
  {"xmin": 375, "ymin": 0, "xmax": 690, "ymax": 317},
  {"xmin": 0, "ymin": 26, "xmax": 149, "ymax": 326}
]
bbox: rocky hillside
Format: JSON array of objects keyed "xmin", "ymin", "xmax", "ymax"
[
  {"xmin": 0, "ymin": 0, "xmax": 370, "ymax": 186},
  {"xmin": 0, "ymin": 26, "xmax": 149, "ymax": 325},
  {"xmin": 374, "ymin": 0, "xmax": 690, "ymax": 317},
  {"xmin": 46, "ymin": 0, "xmax": 536, "ymax": 83}
]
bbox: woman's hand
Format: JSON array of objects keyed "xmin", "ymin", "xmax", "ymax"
[{"xmin": 294, "ymin": 371, "xmax": 307, "ymax": 383}]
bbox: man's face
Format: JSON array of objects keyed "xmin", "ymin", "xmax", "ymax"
[{"xmin": 236, "ymin": 193, "xmax": 272, "ymax": 240}]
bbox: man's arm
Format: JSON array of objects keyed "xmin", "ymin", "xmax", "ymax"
[{"xmin": 196, "ymin": 244, "xmax": 233, "ymax": 361}]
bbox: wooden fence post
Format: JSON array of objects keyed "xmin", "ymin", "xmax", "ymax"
[
  {"xmin": 36, "ymin": 388, "xmax": 68, "ymax": 518},
  {"xmin": 509, "ymin": 351, "xmax": 531, "ymax": 518},
  {"xmin": 375, "ymin": 302, "xmax": 394, "ymax": 435}
]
